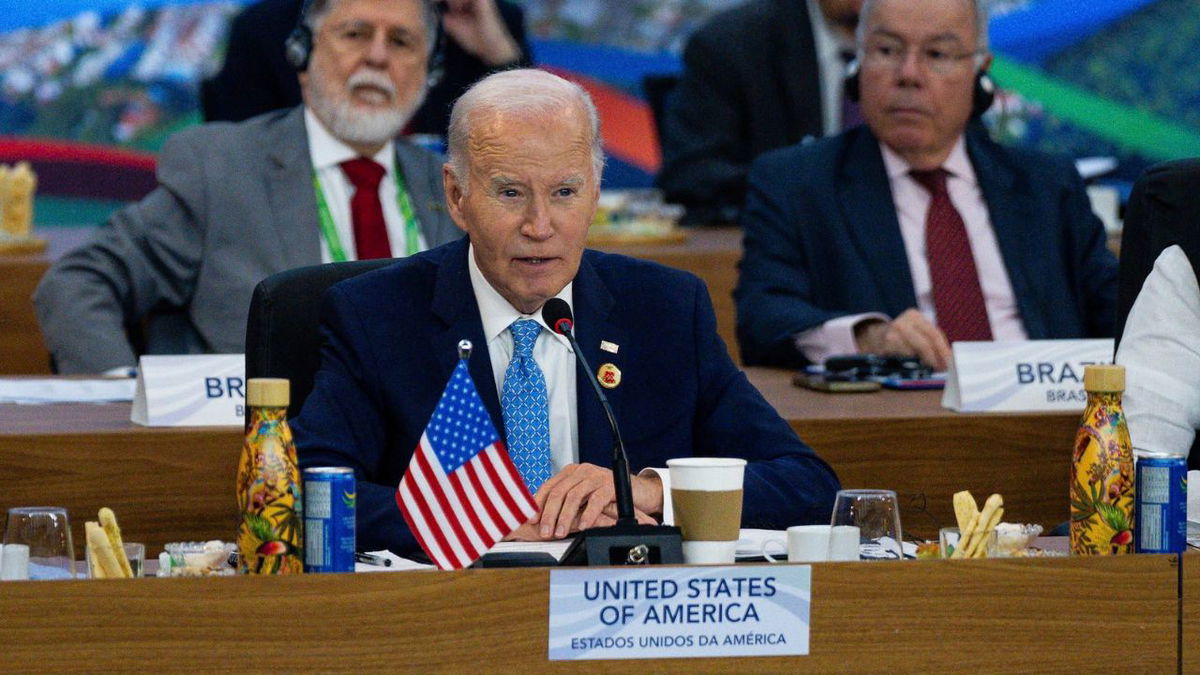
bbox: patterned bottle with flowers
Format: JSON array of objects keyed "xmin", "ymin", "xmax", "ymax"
[
  {"xmin": 1070, "ymin": 364, "xmax": 1134, "ymax": 555},
  {"xmin": 236, "ymin": 378, "xmax": 304, "ymax": 574}
]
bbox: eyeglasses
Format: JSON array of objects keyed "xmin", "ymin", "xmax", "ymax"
[{"xmin": 861, "ymin": 39, "xmax": 982, "ymax": 75}]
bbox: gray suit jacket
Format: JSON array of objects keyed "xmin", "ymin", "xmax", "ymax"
[{"xmin": 34, "ymin": 106, "xmax": 461, "ymax": 373}]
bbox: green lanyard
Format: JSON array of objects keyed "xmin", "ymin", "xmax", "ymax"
[{"xmin": 313, "ymin": 165, "xmax": 422, "ymax": 262}]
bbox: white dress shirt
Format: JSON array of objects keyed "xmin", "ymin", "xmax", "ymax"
[
  {"xmin": 467, "ymin": 245, "xmax": 579, "ymax": 474},
  {"xmin": 1116, "ymin": 245, "xmax": 1199, "ymax": 458},
  {"xmin": 304, "ymin": 108, "xmax": 427, "ymax": 262},
  {"xmin": 795, "ymin": 136, "xmax": 1027, "ymax": 364},
  {"xmin": 466, "ymin": 246, "xmax": 675, "ymax": 524},
  {"xmin": 805, "ymin": 0, "xmax": 855, "ymax": 136}
]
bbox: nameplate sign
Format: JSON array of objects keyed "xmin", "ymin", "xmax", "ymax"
[
  {"xmin": 548, "ymin": 565, "xmax": 811, "ymax": 661},
  {"xmin": 942, "ymin": 339, "xmax": 1114, "ymax": 412},
  {"xmin": 131, "ymin": 354, "xmax": 245, "ymax": 427}
]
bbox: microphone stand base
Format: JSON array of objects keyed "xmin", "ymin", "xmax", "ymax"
[{"xmin": 558, "ymin": 523, "xmax": 683, "ymax": 566}]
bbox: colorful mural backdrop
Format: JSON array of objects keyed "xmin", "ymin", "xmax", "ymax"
[{"xmin": 0, "ymin": 0, "xmax": 1196, "ymax": 222}]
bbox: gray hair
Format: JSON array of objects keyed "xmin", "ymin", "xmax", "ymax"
[
  {"xmin": 446, "ymin": 69, "xmax": 606, "ymax": 186},
  {"xmin": 857, "ymin": 0, "xmax": 990, "ymax": 54},
  {"xmin": 306, "ymin": 0, "xmax": 438, "ymax": 56}
]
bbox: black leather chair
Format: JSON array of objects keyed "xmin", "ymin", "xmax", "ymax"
[
  {"xmin": 1115, "ymin": 158, "xmax": 1200, "ymax": 469},
  {"xmin": 1115, "ymin": 158, "xmax": 1200, "ymax": 343},
  {"xmin": 641, "ymin": 73, "xmax": 678, "ymax": 146},
  {"xmin": 245, "ymin": 258, "xmax": 394, "ymax": 418}
]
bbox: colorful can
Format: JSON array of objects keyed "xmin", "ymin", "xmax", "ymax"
[
  {"xmin": 303, "ymin": 467, "xmax": 356, "ymax": 573},
  {"xmin": 1135, "ymin": 455, "xmax": 1188, "ymax": 554}
]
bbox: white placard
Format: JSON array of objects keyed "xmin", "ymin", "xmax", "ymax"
[
  {"xmin": 130, "ymin": 354, "xmax": 245, "ymax": 427},
  {"xmin": 548, "ymin": 565, "xmax": 810, "ymax": 661},
  {"xmin": 942, "ymin": 339, "xmax": 1114, "ymax": 412},
  {"xmin": 0, "ymin": 378, "xmax": 135, "ymax": 404}
]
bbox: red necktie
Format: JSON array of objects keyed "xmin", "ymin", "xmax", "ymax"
[
  {"xmin": 340, "ymin": 157, "xmax": 391, "ymax": 259},
  {"xmin": 910, "ymin": 168, "xmax": 993, "ymax": 342},
  {"xmin": 841, "ymin": 95, "xmax": 864, "ymax": 130},
  {"xmin": 840, "ymin": 51, "xmax": 864, "ymax": 130}
]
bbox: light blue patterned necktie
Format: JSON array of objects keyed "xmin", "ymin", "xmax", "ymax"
[{"xmin": 501, "ymin": 319, "xmax": 552, "ymax": 493}]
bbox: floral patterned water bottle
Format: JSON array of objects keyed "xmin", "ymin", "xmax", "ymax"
[
  {"xmin": 236, "ymin": 378, "xmax": 304, "ymax": 574},
  {"xmin": 1070, "ymin": 364, "xmax": 1134, "ymax": 555}
]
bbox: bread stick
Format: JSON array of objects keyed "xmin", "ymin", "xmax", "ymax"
[
  {"xmin": 86, "ymin": 521, "xmax": 124, "ymax": 579},
  {"xmin": 969, "ymin": 506, "xmax": 1005, "ymax": 558},
  {"xmin": 951, "ymin": 511, "xmax": 981, "ymax": 558},
  {"xmin": 963, "ymin": 494, "xmax": 1005, "ymax": 558},
  {"xmin": 98, "ymin": 507, "xmax": 133, "ymax": 578},
  {"xmin": 952, "ymin": 491, "xmax": 978, "ymax": 533}
]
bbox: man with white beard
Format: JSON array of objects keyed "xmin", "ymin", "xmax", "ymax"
[{"xmin": 35, "ymin": 0, "xmax": 461, "ymax": 374}]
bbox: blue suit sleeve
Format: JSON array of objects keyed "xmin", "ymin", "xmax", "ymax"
[
  {"xmin": 735, "ymin": 152, "xmax": 848, "ymax": 367},
  {"xmin": 691, "ymin": 276, "xmax": 841, "ymax": 527},
  {"xmin": 1061, "ymin": 166, "xmax": 1119, "ymax": 337},
  {"xmin": 292, "ymin": 285, "xmax": 420, "ymax": 555}
]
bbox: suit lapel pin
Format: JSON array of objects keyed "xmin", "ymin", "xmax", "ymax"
[
  {"xmin": 597, "ymin": 363, "xmax": 621, "ymax": 389},
  {"xmin": 600, "ymin": 340, "xmax": 619, "ymax": 354}
]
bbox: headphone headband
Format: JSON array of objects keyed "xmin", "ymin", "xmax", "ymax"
[{"xmin": 284, "ymin": 0, "xmax": 444, "ymax": 85}]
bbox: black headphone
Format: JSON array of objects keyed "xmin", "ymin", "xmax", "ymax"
[
  {"xmin": 284, "ymin": 0, "xmax": 317, "ymax": 71},
  {"xmin": 843, "ymin": 58, "xmax": 996, "ymax": 119},
  {"xmin": 285, "ymin": 0, "xmax": 446, "ymax": 88}
]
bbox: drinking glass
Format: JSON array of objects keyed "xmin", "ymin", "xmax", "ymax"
[
  {"xmin": 829, "ymin": 489, "xmax": 904, "ymax": 560},
  {"xmin": 940, "ymin": 526, "xmax": 998, "ymax": 559},
  {"xmin": 87, "ymin": 542, "xmax": 145, "ymax": 578},
  {"xmin": 3, "ymin": 507, "xmax": 75, "ymax": 580}
]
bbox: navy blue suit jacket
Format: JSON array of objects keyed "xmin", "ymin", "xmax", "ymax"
[
  {"xmin": 735, "ymin": 126, "xmax": 1120, "ymax": 367},
  {"xmin": 293, "ymin": 238, "xmax": 840, "ymax": 554}
]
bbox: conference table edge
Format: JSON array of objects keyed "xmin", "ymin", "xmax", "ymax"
[{"xmin": 0, "ymin": 554, "xmax": 1180, "ymax": 672}]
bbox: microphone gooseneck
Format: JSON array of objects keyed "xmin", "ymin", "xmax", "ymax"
[{"xmin": 541, "ymin": 298, "xmax": 636, "ymax": 526}]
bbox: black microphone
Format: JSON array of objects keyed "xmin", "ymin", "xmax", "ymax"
[
  {"xmin": 542, "ymin": 298, "xmax": 635, "ymax": 526},
  {"xmin": 541, "ymin": 298, "xmax": 682, "ymax": 566}
]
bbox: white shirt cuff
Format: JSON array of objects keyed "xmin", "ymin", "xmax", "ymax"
[
  {"xmin": 794, "ymin": 312, "xmax": 890, "ymax": 364},
  {"xmin": 640, "ymin": 467, "xmax": 672, "ymax": 526}
]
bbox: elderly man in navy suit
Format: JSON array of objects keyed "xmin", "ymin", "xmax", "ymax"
[
  {"xmin": 293, "ymin": 69, "xmax": 840, "ymax": 555},
  {"xmin": 735, "ymin": 0, "xmax": 1118, "ymax": 370}
]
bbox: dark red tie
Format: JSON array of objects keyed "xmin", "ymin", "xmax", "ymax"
[
  {"xmin": 340, "ymin": 157, "xmax": 391, "ymax": 259},
  {"xmin": 840, "ymin": 50, "xmax": 864, "ymax": 130},
  {"xmin": 910, "ymin": 168, "xmax": 993, "ymax": 342},
  {"xmin": 841, "ymin": 96, "xmax": 864, "ymax": 130}
]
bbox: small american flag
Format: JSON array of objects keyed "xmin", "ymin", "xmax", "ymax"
[{"xmin": 396, "ymin": 360, "xmax": 538, "ymax": 569}]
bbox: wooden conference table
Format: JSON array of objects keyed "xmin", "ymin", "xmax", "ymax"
[
  {"xmin": 749, "ymin": 369, "xmax": 1079, "ymax": 539},
  {"xmin": 1187, "ymin": 556, "xmax": 1199, "ymax": 669},
  {"xmin": 0, "ymin": 369, "xmax": 1076, "ymax": 550},
  {"xmin": 0, "ymin": 254, "xmax": 51, "ymax": 375},
  {"xmin": 0, "ymin": 554, "xmax": 1182, "ymax": 671},
  {"xmin": 0, "ymin": 227, "xmax": 743, "ymax": 375}
]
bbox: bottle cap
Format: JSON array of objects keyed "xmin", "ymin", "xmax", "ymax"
[
  {"xmin": 246, "ymin": 378, "xmax": 289, "ymax": 407},
  {"xmin": 1083, "ymin": 364, "xmax": 1124, "ymax": 392}
]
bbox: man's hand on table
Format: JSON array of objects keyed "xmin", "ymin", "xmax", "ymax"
[
  {"xmin": 854, "ymin": 308, "xmax": 952, "ymax": 372},
  {"xmin": 503, "ymin": 463, "xmax": 662, "ymax": 541}
]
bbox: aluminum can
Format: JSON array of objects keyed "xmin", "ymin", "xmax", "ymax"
[
  {"xmin": 1134, "ymin": 455, "xmax": 1188, "ymax": 554},
  {"xmin": 303, "ymin": 467, "xmax": 356, "ymax": 572}
]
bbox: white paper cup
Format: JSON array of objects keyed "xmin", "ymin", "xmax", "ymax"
[
  {"xmin": 667, "ymin": 457, "xmax": 746, "ymax": 565},
  {"xmin": 682, "ymin": 540, "xmax": 739, "ymax": 565},
  {"xmin": 827, "ymin": 525, "xmax": 861, "ymax": 561},
  {"xmin": 1, "ymin": 543, "xmax": 30, "ymax": 580}
]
